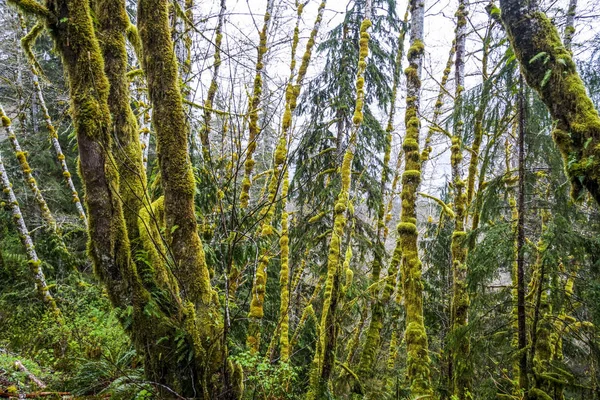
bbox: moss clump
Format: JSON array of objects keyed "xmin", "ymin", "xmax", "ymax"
[{"xmin": 407, "ymin": 39, "xmax": 424, "ymax": 59}]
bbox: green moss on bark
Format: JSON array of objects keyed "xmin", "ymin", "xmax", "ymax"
[{"xmin": 500, "ymin": 2, "xmax": 600, "ymax": 204}]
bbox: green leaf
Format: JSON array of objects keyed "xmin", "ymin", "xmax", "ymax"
[
  {"xmin": 584, "ymin": 137, "xmax": 593, "ymax": 149},
  {"xmin": 541, "ymin": 69, "xmax": 552, "ymax": 88},
  {"xmin": 529, "ymin": 51, "xmax": 548, "ymax": 64}
]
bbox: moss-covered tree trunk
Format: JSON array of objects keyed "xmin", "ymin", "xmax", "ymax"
[
  {"xmin": 138, "ymin": 1, "xmax": 242, "ymax": 397},
  {"xmin": 449, "ymin": 1, "xmax": 471, "ymax": 398},
  {"xmin": 95, "ymin": 0, "xmax": 147, "ymax": 256},
  {"xmin": 355, "ymin": 8, "xmax": 407, "ymax": 387},
  {"xmin": 246, "ymin": 0, "xmax": 323, "ymax": 353},
  {"xmin": 308, "ymin": 6, "xmax": 371, "ymax": 398},
  {"xmin": 499, "ymin": 0, "xmax": 600, "ymax": 205},
  {"xmin": 138, "ymin": 0, "xmax": 215, "ymax": 309},
  {"xmin": 9, "ymin": 1, "xmax": 242, "ymax": 397},
  {"xmin": 516, "ymin": 79, "xmax": 529, "ymax": 394},
  {"xmin": 399, "ymin": 0, "xmax": 434, "ymax": 397},
  {"xmin": 239, "ymin": 0, "xmax": 275, "ymax": 209},
  {"xmin": 0, "ymin": 108, "xmax": 60, "ymax": 318}
]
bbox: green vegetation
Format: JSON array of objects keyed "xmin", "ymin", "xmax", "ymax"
[{"xmin": 0, "ymin": 0, "xmax": 599, "ymax": 399}]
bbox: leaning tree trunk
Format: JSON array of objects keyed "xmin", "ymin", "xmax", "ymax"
[
  {"xmin": 0, "ymin": 110, "xmax": 61, "ymax": 320},
  {"xmin": 0, "ymin": 103, "xmax": 58, "ymax": 237},
  {"xmin": 499, "ymin": 0, "xmax": 600, "ymax": 205}
]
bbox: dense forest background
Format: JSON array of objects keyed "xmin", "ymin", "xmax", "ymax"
[{"xmin": 0, "ymin": 0, "xmax": 599, "ymax": 399}]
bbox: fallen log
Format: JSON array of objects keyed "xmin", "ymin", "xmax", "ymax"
[
  {"xmin": 13, "ymin": 361, "xmax": 46, "ymax": 389},
  {"xmin": 0, "ymin": 391, "xmax": 71, "ymax": 398}
]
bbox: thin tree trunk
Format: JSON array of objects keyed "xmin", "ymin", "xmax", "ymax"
[
  {"xmin": 239, "ymin": 0, "xmax": 275, "ymax": 209},
  {"xmin": 517, "ymin": 76, "xmax": 528, "ymax": 393},
  {"xmin": 278, "ymin": 169, "xmax": 291, "ymax": 361},
  {"xmin": 564, "ymin": 0, "xmax": 577, "ymax": 51},
  {"xmin": 0, "ymin": 113, "xmax": 59, "ymax": 317},
  {"xmin": 355, "ymin": 5, "xmax": 408, "ymax": 385},
  {"xmin": 449, "ymin": 1, "xmax": 471, "ymax": 398},
  {"xmin": 0, "ymin": 104, "xmax": 58, "ymax": 236},
  {"xmin": 199, "ymin": 0, "xmax": 227, "ymax": 164},
  {"xmin": 246, "ymin": 0, "xmax": 326, "ymax": 352}
]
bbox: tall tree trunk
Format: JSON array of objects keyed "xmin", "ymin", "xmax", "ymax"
[
  {"xmin": 355, "ymin": 5, "xmax": 407, "ymax": 386},
  {"xmin": 563, "ymin": 0, "xmax": 577, "ymax": 51},
  {"xmin": 308, "ymin": 4, "xmax": 370, "ymax": 397},
  {"xmin": 239, "ymin": 0, "xmax": 275, "ymax": 209},
  {"xmin": 398, "ymin": 0, "xmax": 434, "ymax": 397},
  {"xmin": 517, "ymin": 77, "xmax": 529, "ymax": 394},
  {"xmin": 450, "ymin": 1, "xmax": 471, "ymax": 398},
  {"xmin": 198, "ymin": 0, "xmax": 227, "ymax": 165},
  {"xmin": 246, "ymin": 0, "xmax": 324, "ymax": 352},
  {"xmin": 10, "ymin": 1, "xmax": 243, "ymax": 397}
]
